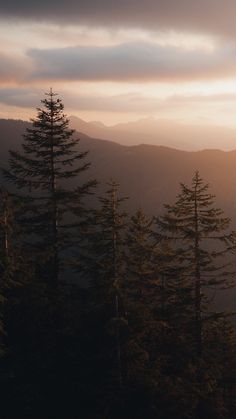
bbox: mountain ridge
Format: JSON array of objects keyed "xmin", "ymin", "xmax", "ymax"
[
  {"xmin": 69, "ymin": 115, "xmax": 236, "ymax": 151},
  {"xmin": 1, "ymin": 118, "xmax": 236, "ymax": 217}
]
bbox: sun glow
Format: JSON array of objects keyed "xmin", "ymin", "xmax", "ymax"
[{"xmin": 0, "ymin": 18, "xmax": 236, "ymax": 131}]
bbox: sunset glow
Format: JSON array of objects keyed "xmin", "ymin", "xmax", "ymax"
[{"xmin": 1, "ymin": 2, "xmax": 236, "ymax": 130}]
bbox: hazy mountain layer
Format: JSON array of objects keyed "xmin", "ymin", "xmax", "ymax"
[
  {"xmin": 1, "ymin": 118, "xmax": 236, "ymax": 216},
  {"xmin": 69, "ymin": 115, "xmax": 236, "ymax": 151}
]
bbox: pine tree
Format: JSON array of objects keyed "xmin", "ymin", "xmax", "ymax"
[
  {"xmin": 147, "ymin": 172, "xmax": 236, "ymax": 418},
  {"xmin": 124, "ymin": 209, "xmax": 157, "ymax": 372},
  {"xmin": 3, "ymin": 89, "xmax": 96, "ymax": 284},
  {"xmin": 156, "ymin": 171, "xmax": 236, "ymax": 358},
  {"xmin": 78, "ymin": 181, "xmax": 129, "ymax": 417},
  {"xmin": 122, "ymin": 209, "xmax": 162, "ymax": 415},
  {"xmin": 91, "ymin": 181, "xmax": 127, "ymax": 385},
  {"xmin": 125, "ymin": 209, "xmax": 155, "ymax": 301}
]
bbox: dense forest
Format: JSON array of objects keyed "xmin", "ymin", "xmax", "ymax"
[{"xmin": 1, "ymin": 91, "xmax": 236, "ymax": 419}]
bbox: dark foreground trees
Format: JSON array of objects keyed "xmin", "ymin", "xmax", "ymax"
[{"xmin": 80, "ymin": 173, "xmax": 236, "ymax": 419}]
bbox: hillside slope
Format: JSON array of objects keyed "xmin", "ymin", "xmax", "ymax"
[{"xmin": 1, "ymin": 118, "xmax": 236, "ymax": 220}]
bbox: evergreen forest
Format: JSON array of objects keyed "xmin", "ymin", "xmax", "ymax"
[{"xmin": 1, "ymin": 91, "xmax": 236, "ymax": 419}]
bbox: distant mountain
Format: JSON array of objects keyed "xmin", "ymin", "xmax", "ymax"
[
  {"xmin": 69, "ymin": 115, "xmax": 236, "ymax": 151},
  {"xmin": 0, "ymin": 119, "xmax": 31, "ymax": 165}
]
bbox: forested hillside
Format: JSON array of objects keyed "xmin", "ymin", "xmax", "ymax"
[
  {"xmin": 1, "ymin": 100, "xmax": 236, "ymax": 419},
  {"xmin": 1, "ymin": 118, "xmax": 236, "ymax": 222}
]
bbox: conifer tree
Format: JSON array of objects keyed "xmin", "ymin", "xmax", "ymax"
[
  {"xmin": 150, "ymin": 172, "xmax": 236, "ymax": 418},
  {"xmin": 156, "ymin": 171, "xmax": 236, "ymax": 357},
  {"xmin": 91, "ymin": 181, "xmax": 127, "ymax": 384},
  {"xmin": 1, "ymin": 90, "xmax": 97, "ymax": 416},
  {"xmin": 123, "ymin": 209, "xmax": 161, "ymax": 408},
  {"xmin": 79, "ymin": 180, "xmax": 129, "ymax": 417},
  {"xmin": 125, "ymin": 209, "xmax": 155, "ymax": 301},
  {"xmin": 124, "ymin": 209, "xmax": 193, "ymax": 417},
  {"xmin": 124, "ymin": 209, "xmax": 157, "ymax": 369},
  {"xmin": 3, "ymin": 89, "xmax": 96, "ymax": 284}
]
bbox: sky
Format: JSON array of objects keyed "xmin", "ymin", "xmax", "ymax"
[{"xmin": 1, "ymin": 1, "xmax": 236, "ymax": 127}]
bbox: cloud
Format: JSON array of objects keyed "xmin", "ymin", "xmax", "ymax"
[
  {"xmin": 0, "ymin": 1, "xmax": 236, "ymax": 39},
  {"xmin": 0, "ymin": 39, "xmax": 234, "ymax": 86},
  {"xmin": 0, "ymin": 88, "xmax": 157, "ymax": 112},
  {"xmin": 65, "ymin": 93, "xmax": 164, "ymax": 113},
  {"xmin": 168, "ymin": 93, "xmax": 236, "ymax": 104},
  {"xmin": 1, "ymin": 87, "xmax": 236, "ymax": 115},
  {"xmin": 0, "ymin": 53, "xmax": 30, "ymax": 82},
  {"xmin": 0, "ymin": 88, "xmax": 43, "ymax": 108},
  {"xmin": 65, "ymin": 92, "xmax": 236, "ymax": 113},
  {"xmin": 28, "ymin": 42, "xmax": 236, "ymax": 82}
]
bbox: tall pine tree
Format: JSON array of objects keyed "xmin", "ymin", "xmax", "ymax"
[
  {"xmin": 156, "ymin": 171, "xmax": 236, "ymax": 357},
  {"xmin": 3, "ymin": 89, "xmax": 96, "ymax": 284}
]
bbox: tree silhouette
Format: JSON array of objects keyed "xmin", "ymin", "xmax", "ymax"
[
  {"xmin": 4, "ymin": 89, "xmax": 96, "ymax": 284},
  {"xmin": 156, "ymin": 171, "xmax": 236, "ymax": 357}
]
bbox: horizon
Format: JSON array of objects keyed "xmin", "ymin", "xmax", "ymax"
[{"xmin": 3, "ymin": 114, "xmax": 236, "ymax": 152}]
